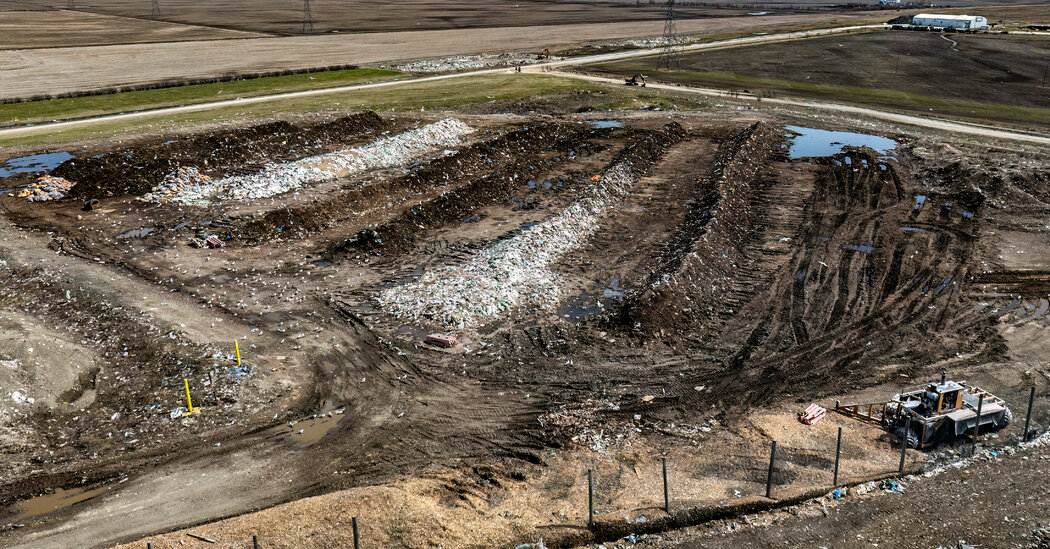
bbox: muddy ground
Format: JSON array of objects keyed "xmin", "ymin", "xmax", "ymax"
[{"xmin": 1, "ymin": 104, "xmax": 1049, "ymax": 548}]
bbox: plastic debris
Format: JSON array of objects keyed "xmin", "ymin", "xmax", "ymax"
[
  {"xmin": 378, "ymin": 161, "xmax": 640, "ymax": 328},
  {"xmin": 14, "ymin": 175, "xmax": 75, "ymax": 201},
  {"xmin": 144, "ymin": 119, "xmax": 473, "ymax": 205}
]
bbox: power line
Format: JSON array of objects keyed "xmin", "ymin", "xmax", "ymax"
[
  {"xmin": 657, "ymin": 0, "xmax": 681, "ymax": 70},
  {"xmin": 302, "ymin": 0, "xmax": 313, "ymax": 33}
]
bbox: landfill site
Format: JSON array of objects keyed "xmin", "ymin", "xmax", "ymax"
[{"xmin": 3, "ymin": 2, "xmax": 1050, "ymax": 549}]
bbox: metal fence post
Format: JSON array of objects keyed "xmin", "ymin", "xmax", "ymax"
[
  {"xmin": 833, "ymin": 426, "xmax": 842, "ymax": 486},
  {"xmin": 898, "ymin": 415, "xmax": 911, "ymax": 476},
  {"xmin": 1023, "ymin": 386, "xmax": 1036, "ymax": 443},
  {"xmin": 971, "ymin": 394, "xmax": 984, "ymax": 456},
  {"xmin": 662, "ymin": 458, "xmax": 670, "ymax": 513},
  {"xmin": 587, "ymin": 469, "xmax": 594, "ymax": 528},
  {"xmin": 352, "ymin": 516, "xmax": 359, "ymax": 549},
  {"xmin": 765, "ymin": 441, "xmax": 777, "ymax": 499}
]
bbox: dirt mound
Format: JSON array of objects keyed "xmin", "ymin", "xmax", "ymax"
[
  {"xmin": 334, "ymin": 124, "xmax": 618, "ymax": 256},
  {"xmin": 235, "ymin": 122, "xmax": 598, "ymax": 245},
  {"xmin": 52, "ymin": 111, "xmax": 387, "ymax": 199},
  {"xmin": 613, "ymin": 122, "xmax": 785, "ymax": 336}
]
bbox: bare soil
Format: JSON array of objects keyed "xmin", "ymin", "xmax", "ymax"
[
  {"xmin": 0, "ymin": 11, "xmax": 888, "ymax": 100},
  {"xmin": 0, "ymin": 9, "xmax": 263, "ymax": 49},
  {"xmin": 0, "ymin": 100, "xmax": 1049, "ymax": 548}
]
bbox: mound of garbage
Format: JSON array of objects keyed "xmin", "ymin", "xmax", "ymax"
[
  {"xmin": 12, "ymin": 175, "xmax": 76, "ymax": 202},
  {"xmin": 146, "ymin": 119, "xmax": 473, "ymax": 205},
  {"xmin": 141, "ymin": 167, "xmax": 215, "ymax": 202},
  {"xmin": 378, "ymin": 123, "xmax": 684, "ymax": 329}
]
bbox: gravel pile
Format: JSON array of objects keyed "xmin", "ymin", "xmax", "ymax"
[
  {"xmin": 378, "ymin": 161, "xmax": 636, "ymax": 329},
  {"xmin": 13, "ymin": 175, "xmax": 76, "ymax": 201},
  {"xmin": 146, "ymin": 119, "xmax": 473, "ymax": 205}
]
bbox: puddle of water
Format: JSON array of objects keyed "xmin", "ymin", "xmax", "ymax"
[
  {"xmin": 560, "ymin": 293, "xmax": 603, "ymax": 319},
  {"xmin": 748, "ymin": 11, "xmax": 773, "ymax": 15},
  {"xmin": 116, "ymin": 227, "xmax": 156, "ymax": 239},
  {"xmin": 603, "ymin": 274, "xmax": 626, "ymax": 300},
  {"xmin": 278, "ymin": 413, "xmax": 345, "ymax": 446},
  {"xmin": 0, "ymin": 152, "xmax": 75, "ymax": 178},
  {"xmin": 14, "ymin": 485, "xmax": 109, "ymax": 520},
  {"xmin": 785, "ymin": 126, "xmax": 897, "ymax": 159},
  {"xmin": 160, "ymin": 139, "xmax": 179, "ymax": 145},
  {"xmin": 901, "ymin": 226, "xmax": 926, "ymax": 232},
  {"xmin": 843, "ymin": 242, "xmax": 875, "ymax": 254},
  {"xmin": 914, "ymin": 195, "xmax": 927, "ymax": 209},
  {"xmin": 588, "ymin": 120, "xmax": 624, "ymax": 129},
  {"xmin": 313, "ymin": 259, "xmax": 333, "ymax": 267}
]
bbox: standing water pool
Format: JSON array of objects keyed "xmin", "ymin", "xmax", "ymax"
[{"xmin": 785, "ymin": 126, "xmax": 897, "ymax": 159}]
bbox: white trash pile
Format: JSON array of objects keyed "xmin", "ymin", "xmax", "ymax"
[
  {"xmin": 393, "ymin": 53, "xmax": 549, "ymax": 73},
  {"xmin": 145, "ymin": 119, "xmax": 473, "ymax": 205},
  {"xmin": 141, "ymin": 166, "xmax": 214, "ymax": 203},
  {"xmin": 13, "ymin": 175, "xmax": 76, "ymax": 202},
  {"xmin": 378, "ymin": 161, "xmax": 638, "ymax": 329}
]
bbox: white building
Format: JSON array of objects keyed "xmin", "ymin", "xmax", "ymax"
[{"xmin": 912, "ymin": 14, "xmax": 989, "ymax": 29}]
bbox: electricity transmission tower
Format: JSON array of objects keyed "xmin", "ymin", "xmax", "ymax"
[
  {"xmin": 152, "ymin": 0, "xmax": 161, "ymax": 16},
  {"xmin": 656, "ymin": 0, "xmax": 682, "ymax": 70},
  {"xmin": 302, "ymin": 0, "xmax": 314, "ymax": 33}
]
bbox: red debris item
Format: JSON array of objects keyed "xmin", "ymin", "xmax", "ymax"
[
  {"xmin": 800, "ymin": 403, "xmax": 827, "ymax": 425},
  {"xmin": 205, "ymin": 236, "xmax": 224, "ymax": 249},
  {"xmin": 425, "ymin": 333, "xmax": 457, "ymax": 348}
]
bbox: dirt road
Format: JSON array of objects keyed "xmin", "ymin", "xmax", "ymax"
[{"xmin": 551, "ymin": 72, "xmax": 1050, "ymax": 147}]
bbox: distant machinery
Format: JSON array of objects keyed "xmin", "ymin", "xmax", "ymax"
[
  {"xmin": 911, "ymin": 13, "xmax": 989, "ymax": 30},
  {"xmin": 657, "ymin": 0, "xmax": 682, "ymax": 70},
  {"xmin": 302, "ymin": 0, "xmax": 314, "ymax": 33}
]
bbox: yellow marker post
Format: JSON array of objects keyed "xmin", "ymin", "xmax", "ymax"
[
  {"xmin": 183, "ymin": 378, "xmax": 200, "ymax": 416},
  {"xmin": 234, "ymin": 340, "xmax": 242, "ymax": 367}
]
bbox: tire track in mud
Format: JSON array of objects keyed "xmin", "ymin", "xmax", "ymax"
[
  {"xmin": 684, "ymin": 150, "xmax": 996, "ymax": 410},
  {"xmin": 611, "ymin": 121, "xmax": 787, "ymax": 338}
]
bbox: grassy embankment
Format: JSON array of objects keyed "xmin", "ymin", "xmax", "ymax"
[
  {"xmin": 0, "ymin": 74, "xmax": 613, "ymax": 147},
  {"xmin": 0, "ymin": 68, "xmax": 403, "ymax": 128}
]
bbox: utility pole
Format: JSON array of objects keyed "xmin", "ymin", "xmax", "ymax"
[
  {"xmin": 657, "ymin": 0, "xmax": 681, "ymax": 70},
  {"xmin": 152, "ymin": 0, "xmax": 161, "ymax": 16},
  {"xmin": 302, "ymin": 0, "xmax": 314, "ymax": 33}
]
